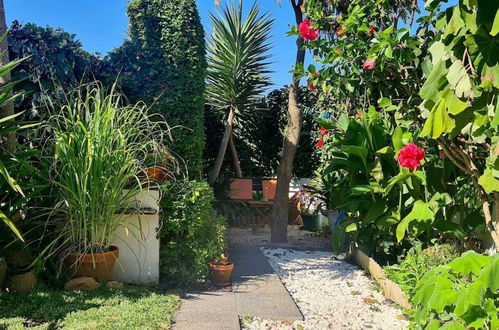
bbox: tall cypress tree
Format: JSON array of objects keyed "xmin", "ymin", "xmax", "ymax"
[{"xmin": 121, "ymin": 0, "xmax": 207, "ymax": 177}]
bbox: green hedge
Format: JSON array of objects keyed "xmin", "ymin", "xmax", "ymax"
[
  {"xmin": 159, "ymin": 181, "xmax": 225, "ymax": 286},
  {"xmin": 110, "ymin": 0, "xmax": 207, "ymax": 178}
]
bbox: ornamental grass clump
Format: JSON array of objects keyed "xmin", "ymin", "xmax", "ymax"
[{"xmin": 47, "ymin": 83, "xmax": 166, "ymax": 257}]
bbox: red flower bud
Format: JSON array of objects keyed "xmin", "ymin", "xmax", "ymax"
[
  {"xmin": 362, "ymin": 58, "xmax": 376, "ymax": 70},
  {"xmin": 316, "ymin": 136, "xmax": 325, "ymax": 148},
  {"xmin": 320, "ymin": 127, "xmax": 329, "ymax": 135},
  {"xmin": 369, "ymin": 26, "xmax": 376, "ymax": 34},
  {"xmin": 307, "ymin": 81, "xmax": 317, "ymax": 91}
]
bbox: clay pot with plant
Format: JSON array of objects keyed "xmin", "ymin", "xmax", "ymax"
[
  {"xmin": 209, "ymin": 254, "xmax": 234, "ymax": 287},
  {"xmin": 47, "ymin": 84, "xmax": 167, "ymax": 281}
]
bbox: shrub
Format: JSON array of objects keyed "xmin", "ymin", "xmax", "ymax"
[
  {"xmin": 159, "ymin": 181, "xmax": 225, "ymax": 286},
  {"xmin": 384, "ymin": 243, "xmax": 461, "ymax": 298},
  {"xmin": 110, "ymin": 0, "xmax": 207, "ymax": 178},
  {"xmin": 412, "ymin": 251, "xmax": 499, "ymax": 329}
]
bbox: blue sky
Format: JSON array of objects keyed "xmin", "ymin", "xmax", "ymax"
[
  {"xmin": 5, "ymin": 0, "xmax": 299, "ymax": 89},
  {"xmin": 5, "ymin": 0, "xmax": 456, "ymax": 89}
]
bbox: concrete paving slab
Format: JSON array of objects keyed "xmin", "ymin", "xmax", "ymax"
[
  {"xmin": 173, "ymin": 290, "xmax": 240, "ymax": 330},
  {"xmin": 231, "ymin": 246, "xmax": 303, "ymax": 321},
  {"xmin": 172, "ymin": 245, "xmax": 303, "ymax": 330}
]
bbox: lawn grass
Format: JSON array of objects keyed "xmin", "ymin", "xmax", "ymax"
[{"xmin": 0, "ymin": 285, "xmax": 180, "ymax": 330}]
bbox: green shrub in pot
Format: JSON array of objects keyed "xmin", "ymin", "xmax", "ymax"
[{"xmin": 45, "ymin": 83, "xmax": 169, "ymax": 279}]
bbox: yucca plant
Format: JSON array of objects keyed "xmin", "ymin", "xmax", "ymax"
[
  {"xmin": 206, "ymin": 1, "xmax": 273, "ymax": 184},
  {"xmin": 47, "ymin": 83, "xmax": 167, "ymax": 256}
]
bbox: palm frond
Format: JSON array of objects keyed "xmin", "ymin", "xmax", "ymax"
[{"xmin": 206, "ymin": 1, "xmax": 274, "ymax": 114}]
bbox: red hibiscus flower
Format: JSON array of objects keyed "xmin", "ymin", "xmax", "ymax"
[
  {"xmin": 320, "ymin": 127, "xmax": 329, "ymax": 135},
  {"xmin": 307, "ymin": 81, "xmax": 317, "ymax": 91},
  {"xmin": 336, "ymin": 26, "xmax": 347, "ymax": 37},
  {"xmin": 369, "ymin": 26, "xmax": 376, "ymax": 34},
  {"xmin": 299, "ymin": 19, "xmax": 320, "ymax": 41},
  {"xmin": 397, "ymin": 144, "xmax": 425, "ymax": 170},
  {"xmin": 316, "ymin": 135, "xmax": 325, "ymax": 148},
  {"xmin": 363, "ymin": 58, "xmax": 376, "ymax": 70}
]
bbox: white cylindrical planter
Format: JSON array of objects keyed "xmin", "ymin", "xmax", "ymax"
[{"xmin": 111, "ymin": 188, "xmax": 161, "ymax": 285}]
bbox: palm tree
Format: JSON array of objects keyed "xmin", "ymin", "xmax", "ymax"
[{"xmin": 206, "ymin": 1, "xmax": 273, "ymax": 184}]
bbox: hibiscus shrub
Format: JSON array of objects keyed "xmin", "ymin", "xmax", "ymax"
[{"xmin": 158, "ymin": 180, "xmax": 226, "ymax": 287}]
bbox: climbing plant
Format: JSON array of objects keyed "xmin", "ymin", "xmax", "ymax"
[{"xmin": 110, "ymin": 0, "xmax": 207, "ymax": 178}]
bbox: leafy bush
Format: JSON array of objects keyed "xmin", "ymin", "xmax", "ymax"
[
  {"xmin": 384, "ymin": 243, "xmax": 461, "ymax": 298},
  {"xmin": 412, "ymin": 251, "xmax": 499, "ymax": 329},
  {"xmin": 159, "ymin": 181, "xmax": 225, "ymax": 286},
  {"xmin": 8, "ymin": 21, "xmax": 103, "ymax": 120}
]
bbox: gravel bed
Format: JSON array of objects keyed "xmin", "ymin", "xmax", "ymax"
[{"xmin": 241, "ymin": 248, "xmax": 408, "ymax": 330}]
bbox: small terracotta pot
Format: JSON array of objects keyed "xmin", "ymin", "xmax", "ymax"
[
  {"xmin": 209, "ymin": 262, "xmax": 234, "ymax": 287},
  {"xmin": 64, "ymin": 246, "xmax": 119, "ymax": 281},
  {"xmin": 0, "ymin": 257, "xmax": 6, "ymax": 288},
  {"xmin": 5, "ymin": 270, "xmax": 37, "ymax": 294},
  {"xmin": 145, "ymin": 166, "xmax": 170, "ymax": 183}
]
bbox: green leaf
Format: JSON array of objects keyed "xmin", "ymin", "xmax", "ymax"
[
  {"xmin": 376, "ymin": 208, "xmax": 400, "ymax": 230},
  {"xmin": 446, "ymin": 60, "xmax": 474, "ymax": 99},
  {"xmin": 362, "ymin": 200, "xmax": 386, "ymax": 225},
  {"xmin": 444, "ymin": 6, "xmax": 465, "ymax": 37},
  {"xmin": 448, "ymin": 250, "xmax": 491, "ymax": 276},
  {"xmin": 341, "ymin": 145, "xmax": 368, "ymax": 163},
  {"xmin": 421, "ymin": 98, "xmax": 456, "ymax": 138},
  {"xmin": 351, "ymin": 185, "xmax": 374, "ymax": 195},
  {"xmin": 439, "ymin": 321, "xmax": 465, "ymax": 330},
  {"xmin": 492, "ymin": 9, "xmax": 499, "ymax": 36},
  {"xmin": 378, "ymin": 97, "xmax": 391, "ymax": 108},
  {"xmin": 396, "ymin": 200, "xmax": 435, "ymax": 242},
  {"xmin": 478, "ymin": 169, "xmax": 499, "ymax": 193},
  {"xmin": 392, "ymin": 126, "xmax": 404, "ymax": 152},
  {"xmin": 0, "ymin": 210, "xmax": 24, "ymax": 242},
  {"xmin": 454, "ymin": 280, "xmax": 485, "ymax": 316},
  {"xmin": 345, "ymin": 223, "xmax": 357, "ymax": 232},
  {"xmin": 420, "ymin": 60, "xmax": 448, "ymax": 101},
  {"xmin": 477, "ymin": 254, "xmax": 499, "ymax": 293}
]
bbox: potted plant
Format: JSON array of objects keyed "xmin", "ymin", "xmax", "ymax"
[
  {"xmin": 142, "ymin": 144, "xmax": 176, "ymax": 184},
  {"xmin": 209, "ymin": 254, "xmax": 234, "ymax": 287},
  {"xmin": 47, "ymin": 83, "xmax": 165, "ymax": 281},
  {"xmin": 298, "ymin": 188, "xmax": 324, "ymax": 232}
]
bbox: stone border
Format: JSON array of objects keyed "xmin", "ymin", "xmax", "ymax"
[{"xmin": 350, "ymin": 245, "xmax": 412, "ymax": 309}]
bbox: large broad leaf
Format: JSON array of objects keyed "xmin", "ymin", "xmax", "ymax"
[
  {"xmin": 454, "ymin": 281, "xmax": 486, "ymax": 317},
  {"xmin": 477, "ymin": 254, "xmax": 499, "ymax": 293},
  {"xmin": 341, "ymin": 145, "xmax": 368, "ymax": 163},
  {"xmin": 478, "ymin": 169, "xmax": 499, "ymax": 193},
  {"xmin": 420, "ymin": 60, "xmax": 448, "ymax": 101},
  {"xmin": 444, "ymin": 6, "xmax": 465, "ymax": 37},
  {"xmin": 376, "ymin": 208, "xmax": 400, "ymax": 230},
  {"xmin": 439, "ymin": 321, "xmax": 466, "ymax": 330},
  {"xmin": 421, "ymin": 98, "xmax": 456, "ymax": 138},
  {"xmin": 396, "ymin": 200, "xmax": 435, "ymax": 242},
  {"xmin": 446, "ymin": 60, "xmax": 474, "ymax": 99},
  {"xmin": 448, "ymin": 250, "xmax": 491, "ymax": 276},
  {"xmin": 464, "ymin": 30, "xmax": 499, "ymax": 66},
  {"xmin": 492, "ymin": 9, "xmax": 499, "ymax": 36}
]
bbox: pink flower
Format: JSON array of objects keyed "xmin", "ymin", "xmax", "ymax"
[
  {"xmin": 363, "ymin": 58, "xmax": 376, "ymax": 70},
  {"xmin": 398, "ymin": 144, "xmax": 425, "ymax": 170},
  {"xmin": 336, "ymin": 26, "xmax": 347, "ymax": 37},
  {"xmin": 307, "ymin": 81, "xmax": 317, "ymax": 91},
  {"xmin": 369, "ymin": 26, "xmax": 376, "ymax": 34},
  {"xmin": 299, "ymin": 19, "xmax": 319, "ymax": 41}
]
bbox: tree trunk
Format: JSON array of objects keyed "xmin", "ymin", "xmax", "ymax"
[
  {"xmin": 209, "ymin": 108, "xmax": 235, "ymax": 184},
  {"xmin": 229, "ymin": 132, "xmax": 243, "ymax": 178},
  {"xmin": 271, "ymin": 1, "xmax": 305, "ymax": 243},
  {"xmin": 0, "ymin": 0, "xmax": 14, "ymax": 152}
]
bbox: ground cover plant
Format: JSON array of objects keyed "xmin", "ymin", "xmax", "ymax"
[{"xmin": 0, "ymin": 286, "xmax": 179, "ymax": 329}]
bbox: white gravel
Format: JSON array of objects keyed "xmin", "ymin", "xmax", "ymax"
[{"xmin": 241, "ymin": 248, "xmax": 408, "ymax": 330}]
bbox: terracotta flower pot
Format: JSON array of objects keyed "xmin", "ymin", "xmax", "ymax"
[
  {"xmin": 64, "ymin": 246, "xmax": 119, "ymax": 281},
  {"xmin": 262, "ymin": 180, "xmax": 277, "ymax": 201},
  {"xmin": 4, "ymin": 270, "xmax": 37, "ymax": 294},
  {"xmin": 145, "ymin": 166, "xmax": 170, "ymax": 183},
  {"xmin": 0, "ymin": 257, "xmax": 6, "ymax": 288},
  {"xmin": 209, "ymin": 262, "xmax": 234, "ymax": 287}
]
